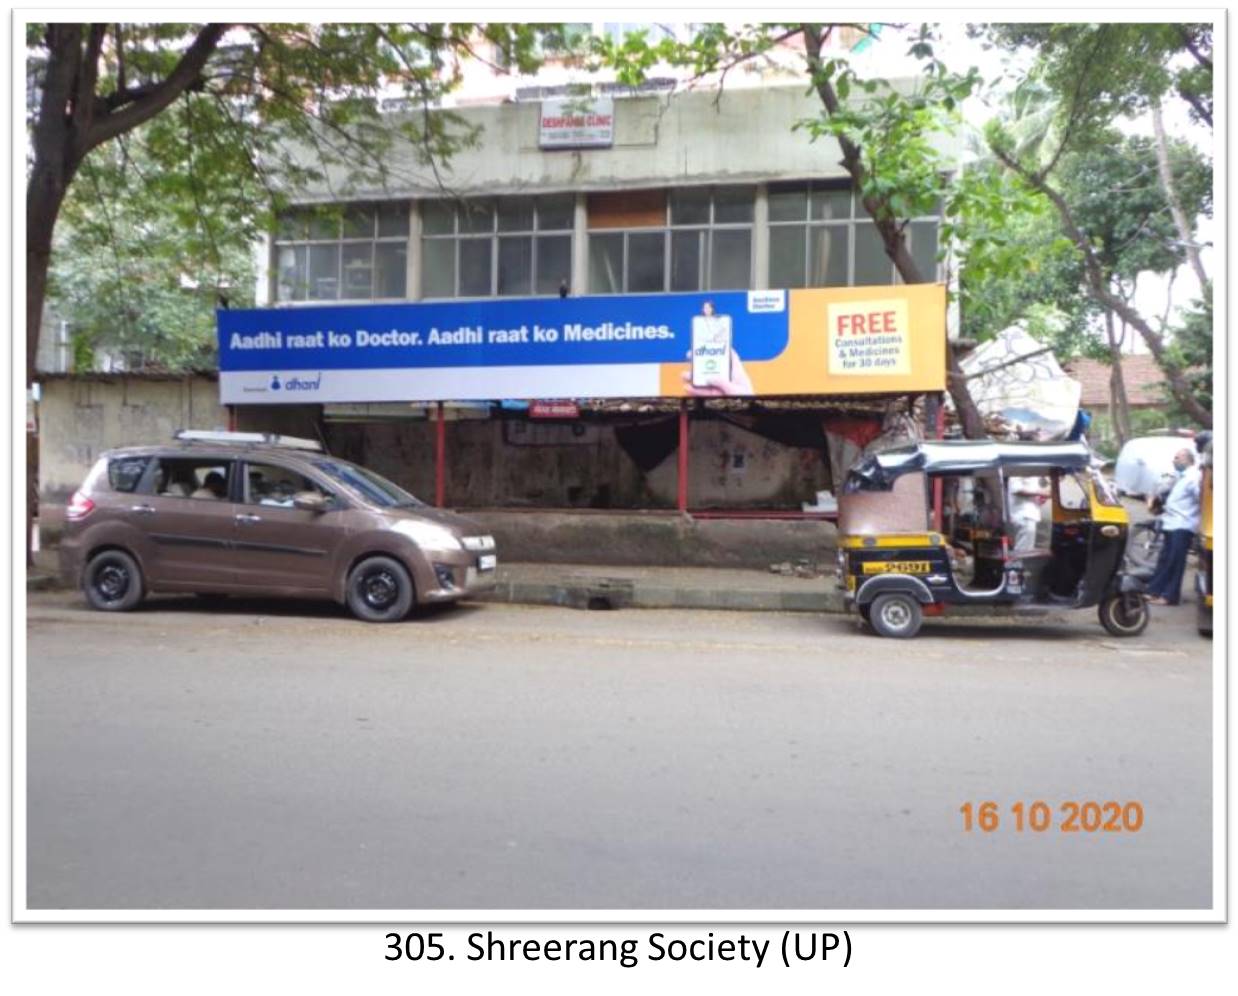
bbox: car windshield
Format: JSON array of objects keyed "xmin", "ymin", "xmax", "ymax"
[{"xmin": 313, "ymin": 459, "xmax": 424, "ymax": 508}]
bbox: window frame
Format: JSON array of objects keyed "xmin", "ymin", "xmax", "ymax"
[
  {"xmin": 766, "ymin": 180, "xmax": 942, "ymax": 289},
  {"xmin": 587, "ymin": 185, "xmax": 756, "ymax": 295},
  {"xmin": 419, "ymin": 195, "xmax": 575, "ymax": 300},
  {"xmin": 273, "ymin": 203, "xmax": 410, "ymax": 304}
]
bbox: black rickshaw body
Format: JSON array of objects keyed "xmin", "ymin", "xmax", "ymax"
[{"xmin": 837, "ymin": 440, "xmax": 1148, "ymax": 638}]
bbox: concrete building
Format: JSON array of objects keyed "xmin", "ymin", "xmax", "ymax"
[{"xmin": 238, "ymin": 73, "xmax": 955, "ymax": 515}]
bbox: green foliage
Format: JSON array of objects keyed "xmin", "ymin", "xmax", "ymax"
[
  {"xmin": 980, "ymin": 23, "xmax": 1213, "ymax": 137},
  {"xmin": 1061, "ymin": 130, "xmax": 1211, "ymax": 281},
  {"xmin": 48, "ymin": 134, "xmax": 256, "ymax": 370},
  {"xmin": 29, "ymin": 22, "xmax": 575, "ymax": 368},
  {"xmin": 1162, "ymin": 292, "xmax": 1212, "ymax": 422}
]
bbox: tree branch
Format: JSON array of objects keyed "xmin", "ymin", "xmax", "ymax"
[{"xmin": 82, "ymin": 23, "xmax": 229, "ymax": 154}]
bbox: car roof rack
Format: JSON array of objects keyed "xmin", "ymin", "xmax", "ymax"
[{"xmin": 173, "ymin": 429, "xmax": 323, "ymax": 452}]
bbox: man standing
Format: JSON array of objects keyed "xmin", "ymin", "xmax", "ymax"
[
  {"xmin": 1007, "ymin": 475, "xmax": 1048, "ymax": 552},
  {"xmin": 1146, "ymin": 448, "xmax": 1202, "ymax": 606}
]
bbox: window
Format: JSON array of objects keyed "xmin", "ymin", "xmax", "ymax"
[
  {"xmin": 587, "ymin": 186, "xmax": 754, "ymax": 294},
  {"xmin": 149, "ymin": 458, "xmax": 233, "ymax": 501},
  {"xmin": 767, "ymin": 182, "xmax": 941, "ymax": 288},
  {"xmin": 313, "ymin": 459, "xmax": 425, "ymax": 508},
  {"xmin": 108, "ymin": 456, "xmax": 149, "ymax": 493},
  {"xmin": 275, "ymin": 203, "xmax": 409, "ymax": 302},
  {"xmin": 244, "ymin": 463, "xmax": 328, "ymax": 508},
  {"xmin": 420, "ymin": 195, "xmax": 574, "ymax": 298}
]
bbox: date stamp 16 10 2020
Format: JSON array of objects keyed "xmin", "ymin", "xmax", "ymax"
[{"xmin": 961, "ymin": 801, "xmax": 1144, "ymax": 834}]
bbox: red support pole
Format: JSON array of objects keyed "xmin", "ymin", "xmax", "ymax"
[
  {"xmin": 435, "ymin": 401, "xmax": 446, "ymax": 508},
  {"xmin": 227, "ymin": 404, "xmax": 237, "ymax": 431},
  {"xmin": 677, "ymin": 400, "xmax": 689, "ymax": 513}
]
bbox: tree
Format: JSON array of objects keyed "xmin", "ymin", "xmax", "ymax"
[
  {"xmin": 591, "ymin": 22, "xmax": 1028, "ymax": 438},
  {"xmin": 26, "ymin": 22, "xmax": 574, "ymax": 384},
  {"xmin": 982, "ymin": 22, "xmax": 1213, "ymax": 427}
]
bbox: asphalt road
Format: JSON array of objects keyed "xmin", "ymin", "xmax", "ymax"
[{"xmin": 25, "ymin": 591, "xmax": 1213, "ymax": 911}]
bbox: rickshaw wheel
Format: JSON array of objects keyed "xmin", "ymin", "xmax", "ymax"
[
  {"xmin": 868, "ymin": 593, "xmax": 923, "ymax": 639},
  {"xmin": 1098, "ymin": 592, "xmax": 1150, "ymax": 637}
]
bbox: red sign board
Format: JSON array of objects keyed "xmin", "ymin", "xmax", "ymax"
[{"xmin": 529, "ymin": 400, "xmax": 580, "ymax": 419}]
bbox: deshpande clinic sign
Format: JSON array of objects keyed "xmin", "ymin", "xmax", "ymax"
[{"xmin": 216, "ymin": 284, "xmax": 945, "ymax": 404}]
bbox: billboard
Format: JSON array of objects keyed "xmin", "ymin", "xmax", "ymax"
[{"xmin": 217, "ymin": 285, "xmax": 946, "ymax": 404}]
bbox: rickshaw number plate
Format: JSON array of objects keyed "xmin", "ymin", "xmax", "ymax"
[{"xmin": 861, "ymin": 560, "xmax": 932, "ymax": 574}]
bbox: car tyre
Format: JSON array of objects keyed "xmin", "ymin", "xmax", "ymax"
[
  {"xmin": 346, "ymin": 555, "xmax": 415, "ymax": 622},
  {"xmin": 83, "ymin": 549, "xmax": 144, "ymax": 612},
  {"xmin": 868, "ymin": 592, "xmax": 923, "ymax": 639},
  {"xmin": 1098, "ymin": 592, "xmax": 1149, "ymax": 637}
]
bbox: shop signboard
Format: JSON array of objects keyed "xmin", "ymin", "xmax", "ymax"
[
  {"xmin": 217, "ymin": 284, "xmax": 946, "ymax": 404},
  {"xmin": 538, "ymin": 96, "xmax": 614, "ymax": 148}
]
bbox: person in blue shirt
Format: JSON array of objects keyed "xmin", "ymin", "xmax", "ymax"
[{"xmin": 1146, "ymin": 447, "xmax": 1202, "ymax": 606}]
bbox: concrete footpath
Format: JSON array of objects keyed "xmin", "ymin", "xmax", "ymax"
[
  {"xmin": 477, "ymin": 561, "xmax": 842, "ymax": 613},
  {"xmin": 27, "ymin": 551, "xmax": 843, "ymax": 614}
]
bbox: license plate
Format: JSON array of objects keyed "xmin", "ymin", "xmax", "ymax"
[{"xmin": 478, "ymin": 554, "xmax": 497, "ymax": 571}]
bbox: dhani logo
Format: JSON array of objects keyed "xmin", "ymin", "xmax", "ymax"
[{"xmin": 283, "ymin": 373, "xmax": 323, "ymax": 391}]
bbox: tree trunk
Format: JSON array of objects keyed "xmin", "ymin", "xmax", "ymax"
[
  {"xmin": 800, "ymin": 24, "xmax": 988, "ymax": 440},
  {"xmin": 1151, "ymin": 100, "xmax": 1208, "ymax": 289},
  {"xmin": 993, "ymin": 146, "xmax": 1212, "ymax": 428},
  {"xmin": 1103, "ymin": 307, "xmax": 1131, "ymax": 445}
]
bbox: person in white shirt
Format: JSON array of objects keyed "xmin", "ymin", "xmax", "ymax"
[
  {"xmin": 1007, "ymin": 475, "xmax": 1048, "ymax": 552},
  {"xmin": 1146, "ymin": 448, "xmax": 1202, "ymax": 606}
]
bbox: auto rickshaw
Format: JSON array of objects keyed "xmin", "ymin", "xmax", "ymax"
[
  {"xmin": 836, "ymin": 440, "xmax": 1150, "ymax": 639},
  {"xmin": 1195, "ymin": 432, "xmax": 1213, "ymax": 637}
]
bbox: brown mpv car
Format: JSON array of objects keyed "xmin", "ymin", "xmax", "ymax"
[{"xmin": 59, "ymin": 431, "xmax": 497, "ymax": 622}]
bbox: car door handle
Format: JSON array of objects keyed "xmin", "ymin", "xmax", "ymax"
[
  {"xmin": 130, "ymin": 504, "xmax": 155, "ymax": 515},
  {"xmin": 235, "ymin": 513, "xmax": 262, "ymax": 525}
]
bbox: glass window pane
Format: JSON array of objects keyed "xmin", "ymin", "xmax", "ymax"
[
  {"xmin": 768, "ymin": 183, "xmax": 808, "ymax": 222},
  {"xmin": 420, "ymin": 201, "xmax": 455, "ymax": 236},
  {"xmin": 497, "ymin": 236, "xmax": 533, "ymax": 296},
  {"xmin": 421, "ymin": 239, "xmax": 455, "ymax": 297},
  {"xmin": 808, "ymin": 226, "xmax": 849, "ymax": 286},
  {"xmin": 911, "ymin": 220, "xmax": 939, "ymax": 282},
  {"xmin": 459, "ymin": 238, "xmax": 492, "ymax": 296},
  {"xmin": 375, "ymin": 243, "xmax": 407, "ymax": 298},
  {"xmin": 341, "ymin": 243, "xmax": 373, "ymax": 298},
  {"xmin": 307, "ymin": 210, "xmax": 338, "ymax": 241},
  {"xmin": 810, "ymin": 186, "xmax": 851, "ymax": 220},
  {"xmin": 709, "ymin": 229, "xmax": 751, "ymax": 289},
  {"xmin": 276, "ymin": 245, "xmax": 307, "ymax": 301},
  {"xmin": 343, "ymin": 204, "xmax": 375, "ymax": 239},
  {"xmin": 535, "ymin": 235, "xmax": 572, "ymax": 295},
  {"xmin": 670, "ymin": 230, "xmax": 703, "ymax": 291},
  {"xmin": 460, "ymin": 200, "xmax": 495, "ymax": 234},
  {"xmin": 713, "ymin": 186, "xmax": 754, "ymax": 224},
  {"xmin": 768, "ymin": 226, "xmax": 806, "ymax": 289},
  {"xmin": 536, "ymin": 194, "xmax": 574, "ymax": 231},
  {"xmin": 276, "ymin": 210, "xmax": 308, "ymax": 242},
  {"xmin": 670, "ymin": 188, "xmax": 710, "ymax": 226},
  {"xmin": 308, "ymin": 244, "xmax": 340, "ymax": 300},
  {"xmin": 853, "ymin": 223, "xmax": 892, "ymax": 285},
  {"xmin": 627, "ymin": 231, "xmax": 665, "ymax": 292},
  {"xmin": 377, "ymin": 202, "xmax": 410, "ymax": 237},
  {"xmin": 588, "ymin": 234, "xmax": 624, "ymax": 294},
  {"xmin": 498, "ymin": 197, "xmax": 535, "ymax": 232}
]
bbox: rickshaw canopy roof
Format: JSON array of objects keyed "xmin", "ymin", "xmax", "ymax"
[{"xmin": 849, "ymin": 440, "xmax": 1093, "ymax": 487}]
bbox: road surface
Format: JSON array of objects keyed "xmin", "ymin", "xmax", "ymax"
[{"xmin": 25, "ymin": 591, "xmax": 1213, "ymax": 911}]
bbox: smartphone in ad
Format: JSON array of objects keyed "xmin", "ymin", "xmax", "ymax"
[{"xmin": 691, "ymin": 313, "xmax": 732, "ymax": 388}]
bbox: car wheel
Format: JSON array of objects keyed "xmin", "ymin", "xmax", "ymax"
[
  {"xmin": 346, "ymin": 555, "xmax": 415, "ymax": 622},
  {"xmin": 1098, "ymin": 592, "xmax": 1149, "ymax": 637},
  {"xmin": 83, "ymin": 549, "xmax": 144, "ymax": 612},
  {"xmin": 868, "ymin": 592, "xmax": 923, "ymax": 639}
]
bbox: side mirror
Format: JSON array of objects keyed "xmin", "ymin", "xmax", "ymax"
[{"xmin": 292, "ymin": 491, "xmax": 333, "ymax": 513}]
